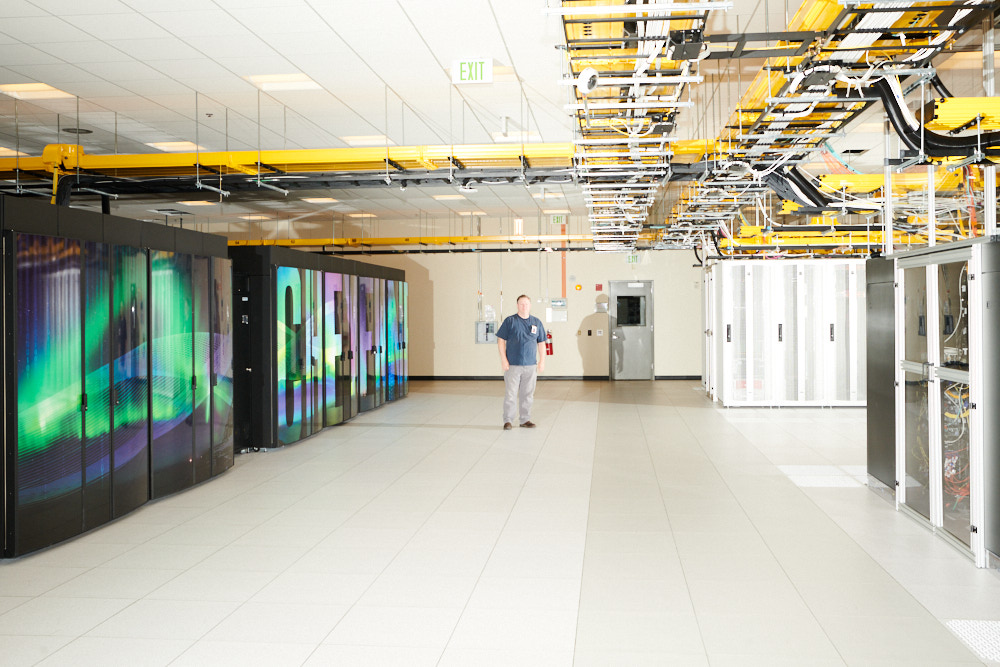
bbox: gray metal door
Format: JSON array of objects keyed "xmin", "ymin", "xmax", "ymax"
[{"xmin": 610, "ymin": 280, "xmax": 654, "ymax": 380}]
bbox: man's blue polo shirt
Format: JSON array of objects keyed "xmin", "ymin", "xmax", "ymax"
[{"xmin": 496, "ymin": 313, "xmax": 546, "ymax": 365}]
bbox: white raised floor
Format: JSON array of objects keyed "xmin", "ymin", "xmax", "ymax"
[{"xmin": 0, "ymin": 380, "xmax": 997, "ymax": 665}]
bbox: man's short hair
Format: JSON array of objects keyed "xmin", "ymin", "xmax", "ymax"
[{"xmin": 516, "ymin": 294, "xmax": 530, "ymax": 303}]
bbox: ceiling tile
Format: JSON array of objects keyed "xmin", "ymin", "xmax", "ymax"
[
  {"xmin": 0, "ymin": 43, "xmax": 63, "ymax": 66},
  {"xmin": 7, "ymin": 62, "xmax": 101, "ymax": 84},
  {"xmin": 227, "ymin": 6, "xmax": 327, "ymax": 35},
  {"xmin": 105, "ymin": 37, "xmax": 203, "ymax": 61},
  {"xmin": 67, "ymin": 12, "xmax": 170, "ymax": 40},
  {"xmin": 0, "ymin": 1, "xmax": 47, "ymax": 18},
  {"xmin": 37, "ymin": 40, "xmax": 134, "ymax": 63},
  {"xmin": 144, "ymin": 9, "xmax": 255, "ymax": 38},
  {"xmin": 79, "ymin": 60, "xmax": 165, "ymax": 81},
  {"xmin": 179, "ymin": 33, "xmax": 275, "ymax": 60},
  {"xmin": 1, "ymin": 16, "xmax": 94, "ymax": 43},
  {"xmin": 30, "ymin": 0, "xmax": 132, "ymax": 14}
]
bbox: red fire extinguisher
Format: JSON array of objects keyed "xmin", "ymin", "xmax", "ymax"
[{"xmin": 546, "ymin": 331, "xmax": 553, "ymax": 356}]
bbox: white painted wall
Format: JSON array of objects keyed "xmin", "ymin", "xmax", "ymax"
[{"xmin": 358, "ymin": 249, "xmax": 704, "ymax": 377}]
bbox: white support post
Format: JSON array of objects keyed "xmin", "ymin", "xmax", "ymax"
[
  {"xmin": 927, "ymin": 165, "xmax": 936, "ymax": 246},
  {"xmin": 884, "ymin": 116, "xmax": 894, "ymax": 254}
]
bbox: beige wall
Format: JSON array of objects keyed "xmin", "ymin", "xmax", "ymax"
[{"xmin": 359, "ymin": 249, "xmax": 704, "ymax": 378}]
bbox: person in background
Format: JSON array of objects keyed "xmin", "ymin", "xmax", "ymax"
[{"xmin": 496, "ymin": 294, "xmax": 546, "ymax": 430}]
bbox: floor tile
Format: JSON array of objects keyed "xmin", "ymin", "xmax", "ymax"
[
  {"xmin": 0, "ymin": 382, "xmax": 991, "ymax": 665},
  {"xmin": 203, "ymin": 602, "xmax": 349, "ymax": 644},
  {"xmin": 172, "ymin": 640, "xmax": 316, "ymax": 667},
  {"xmin": 35, "ymin": 636, "xmax": 191, "ymax": 667}
]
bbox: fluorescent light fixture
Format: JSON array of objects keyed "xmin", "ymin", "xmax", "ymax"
[
  {"xmin": 0, "ymin": 83, "xmax": 74, "ymax": 100},
  {"xmin": 457, "ymin": 211, "xmax": 488, "ymax": 216},
  {"xmin": 245, "ymin": 73, "xmax": 321, "ymax": 91},
  {"xmin": 514, "ymin": 218, "xmax": 524, "ymax": 235},
  {"xmin": 146, "ymin": 141, "xmax": 204, "ymax": 152},
  {"xmin": 239, "ymin": 214, "xmax": 271, "ymax": 220},
  {"xmin": 491, "ymin": 131, "xmax": 541, "ymax": 143},
  {"xmin": 177, "ymin": 200, "xmax": 217, "ymax": 206},
  {"xmin": 565, "ymin": 101, "xmax": 693, "ymax": 110},
  {"xmin": 433, "ymin": 194, "xmax": 466, "ymax": 201},
  {"xmin": 0, "ymin": 146, "xmax": 27, "ymax": 157},
  {"xmin": 302, "ymin": 197, "xmax": 339, "ymax": 203},
  {"xmin": 348, "ymin": 213, "xmax": 376, "ymax": 218},
  {"xmin": 532, "ymin": 192, "xmax": 564, "ymax": 199},
  {"xmin": 544, "ymin": 2, "xmax": 732, "ymax": 15},
  {"xmin": 543, "ymin": 209, "xmax": 570, "ymax": 214},
  {"xmin": 340, "ymin": 135, "xmax": 395, "ymax": 147}
]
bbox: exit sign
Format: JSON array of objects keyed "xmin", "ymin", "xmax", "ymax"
[
  {"xmin": 452, "ymin": 59, "xmax": 493, "ymax": 84},
  {"xmin": 550, "ymin": 214, "xmax": 567, "ymax": 225},
  {"xmin": 626, "ymin": 253, "xmax": 640, "ymax": 264}
]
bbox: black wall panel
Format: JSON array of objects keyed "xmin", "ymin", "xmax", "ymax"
[{"xmin": 866, "ymin": 256, "xmax": 896, "ymax": 491}]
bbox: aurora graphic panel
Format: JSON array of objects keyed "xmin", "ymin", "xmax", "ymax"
[
  {"xmin": 358, "ymin": 277, "xmax": 374, "ymax": 412},
  {"xmin": 402, "ymin": 282, "xmax": 408, "ymax": 396},
  {"xmin": 82, "ymin": 242, "xmax": 112, "ymax": 530},
  {"xmin": 386, "ymin": 280, "xmax": 398, "ymax": 402},
  {"xmin": 192, "ymin": 256, "xmax": 212, "ymax": 484},
  {"xmin": 277, "ymin": 266, "xmax": 323, "ymax": 445},
  {"xmin": 307, "ymin": 269, "xmax": 323, "ymax": 436},
  {"xmin": 150, "ymin": 250, "xmax": 195, "ymax": 498},
  {"xmin": 323, "ymin": 272, "xmax": 344, "ymax": 426},
  {"xmin": 346, "ymin": 274, "xmax": 359, "ymax": 419},
  {"xmin": 211, "ymin": 257, "xmax": 234, "ymax": 474},
  {"xmin": 111, "ymin": 245, "xmax": 149, "ymax": 517},
  {"xmin": 15, "ymin": 234, "xmax": 84, "ymax": 554}
]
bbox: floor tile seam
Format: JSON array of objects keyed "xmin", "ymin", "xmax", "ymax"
[
  {"xmin": 437, "ymin": 396, "xmax": 590, "ymax": 667},
  {"xmin": 173, "ymin": 418, "xmax": 477, "ymax": 665},
  {"xmin": 304, "ymin": 416, "xmax": 522, "ymax": 665},
  {"xmin": 669, "ymin": 400, "xmax": 910, "ymax": 663},
  {"xmin": 628, "ymin": 402, "xmax": 711, "ymax": 657},
  {"xmin": 5, "ymin": 634, "xmax": 78, "ymax": 665},
  {"xmin": 706, "ymin": 405, "xmax": 981, "ymax": 632}
]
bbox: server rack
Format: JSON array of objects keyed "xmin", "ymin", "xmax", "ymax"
[
  {"xmin": 706, "ymin": 258, "xmax": 867, "ymax": 407},
  {"xmin": 0, "ymin": 196, "xmax": 233, "ymax": 556},
  {"xmin": 229, "ymin": 247, "xmax": 406, "ymax": 451},
  {"xmin": 869, "ymin": 238, "xmax": 1000, "ymax": 567}
]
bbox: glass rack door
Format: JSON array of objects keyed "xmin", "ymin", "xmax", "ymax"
[{"xmin": 899, "ymin": 265, "xmax": 932, "ymax": 521}]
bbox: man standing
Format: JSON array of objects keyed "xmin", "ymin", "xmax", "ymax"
[{"xmin": 496, "ymin": 294, "xmax": 546, "ymax": 430}]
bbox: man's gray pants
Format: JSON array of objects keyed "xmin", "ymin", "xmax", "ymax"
[{"xmin": 503, "ymin": 364, "xmax": 537, "ymax": 425}]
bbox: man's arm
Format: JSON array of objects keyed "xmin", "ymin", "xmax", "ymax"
[
  {"xmin": 498, "ymin": 337, "xmax": 509, "ymax": 372},
  {"xmin": 537, "ymin": 341, "xmax": 545, "ymax": 373}
]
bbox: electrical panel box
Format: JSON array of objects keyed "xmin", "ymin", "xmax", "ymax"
[{"xmin": 475, "ymin": 321, "xmax": 497, "ymax": 344}]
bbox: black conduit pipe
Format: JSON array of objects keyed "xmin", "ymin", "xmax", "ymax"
[{"xmin": 873, "ymin": 78, "xmax": 1000, "ymax": 157}]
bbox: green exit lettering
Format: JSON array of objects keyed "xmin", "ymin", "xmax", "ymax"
[
  {"xmin": 452, "ymin": 59, "xmax": 492, "ymax": 85},
  {"xmin": 461, "ymin": 61, "xmax": 482, "ymax": 81}
]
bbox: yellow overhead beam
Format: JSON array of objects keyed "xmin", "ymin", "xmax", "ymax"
[
  {"xmin": 817, "ymin": 170, "xmax": 965, "ymax": 194},
  {"xmin": 0, "ymin": 142, "xmax": 575, "ymax": 180},
  {"xmin": 925, "ymin": 97, "xmax": 1000, "ymax": 132},
  {"xmin": 228, "ymin": 233, "xmax": 657, "ymax": 248}
]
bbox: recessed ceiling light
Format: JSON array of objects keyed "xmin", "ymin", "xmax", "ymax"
[
  {"xmin": 340, "ymin": 135, "xmax": 395, "ymax": 147},
  {"xmin": 433, "ymin": 194, "xmax": 466, "ymax": 201},
  {"xmin": 239, "ymin": 214, "xmax": 272, "ymax": 220},
  {"xmin": 457, "ymin": 211, "xmax": 488, "ymax": 216},
  {"xmin": 245, "ymin": 73, "xmax": 322, "ymax": 91},
  {"xmin": 148, "ymin": 208, "xmax": 187, "ymax": 216},
  {"xmin": 177, "ymin": 200, "xmax": 217, "ymax": 206},
  {"xmin": 348, "ymin": 213, "xmax": 376, "ymax": 218},
  {"xmin": 62, "ymin": 127, "xmax": 92, "ymax": 135},
  {"xmin": 0, "ymin": 83, "xmax": 74, "ymax": 100},
  {"xmin": 543, "ymin": 209, "xmax": 570, "ymax": 214},
  {"xmin": 146, "ymin": 141, "xmax": 205, "ymax": 152},
  {"xmin": 302, "ymin": 197, "xmax": 339, "ymax": 203},
  {"xmin": 0, "ymin": 146, "xmax": 27, "ymax": 157},
  {"xmin": 532, "ymin": 192, "xmax": 564, "ymax": 199}
]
